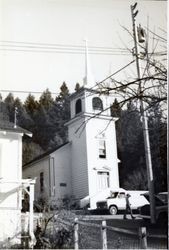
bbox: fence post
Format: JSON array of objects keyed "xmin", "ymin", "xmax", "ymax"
[
  {"xmin": 74, "ymin": 217, "xmax": 79, "ymax": 250},
  {"xmin": 139, "ymin": 227, "xmax": 147, "ymax": 249},
  {"xmin": 101, "ymin": 220, "xmax": 107, "ymax": 250}
]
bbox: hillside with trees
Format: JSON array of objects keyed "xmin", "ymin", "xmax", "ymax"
[{"xmin": 111, "ymin": 98, "xmax": 167, "ymax": 193}]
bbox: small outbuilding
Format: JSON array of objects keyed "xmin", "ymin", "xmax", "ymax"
[{"xmin": 0, "ymin": 120, "xmax": 35, "ymax": 247}]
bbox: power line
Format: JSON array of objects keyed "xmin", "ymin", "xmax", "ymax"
[
  {"xmin": 0, "ymin": 48, "xmax": 164, "ymax": 56},
  {"xmin": 0, "ymin": 89, "xmax": 59, "ymax": 95},
  {"xmin": 0, "ymin": 48, "xmax": 130, "ymax": 55},
  {"xmin": 0, "ymin": 40, "xmax": 127, "ymax": 51},
  {"xmin": 0, "ymin": 42, "xmax": 165, "ymax": 56},
  {"xmin": 0, "ymin": 44, "xmax": 128, "ymax": 53},
  {"xmin": 92, "ymin": 59, "xmax": 136, "ymax": 89},
  {"xmin": 0, "ymin": 40, "xmax": 131, "ymax": 55},
  {"xmin": 0, "ymin": 60, "xmax": 136, "ymax": 96}
]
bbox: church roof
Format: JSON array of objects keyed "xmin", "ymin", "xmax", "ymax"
[
  {"xmin": 23, "ymin": 142, "xmax": 69, "ymax": 168},
  {"xmin": 0, "ymin": 119, "xmax": 32, "ymax": 136}
]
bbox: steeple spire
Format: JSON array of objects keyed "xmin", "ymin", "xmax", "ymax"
[{"xmin": 83, "ymin": 39, "xmax": 95, "ymax": 88}]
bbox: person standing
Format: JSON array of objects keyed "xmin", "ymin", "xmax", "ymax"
[{"xmin": 123, "ymin": 193, "xmax": 135, "ymax": 219}]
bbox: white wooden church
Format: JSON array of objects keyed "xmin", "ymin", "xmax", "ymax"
[{"xmin": 23, "ymin": 43, "xmax": 120, "ymax": 209}]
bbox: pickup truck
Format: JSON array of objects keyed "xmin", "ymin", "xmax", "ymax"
[{"xmin": 96, "ymin": 189, "xmax": 149, "ymax": 215}]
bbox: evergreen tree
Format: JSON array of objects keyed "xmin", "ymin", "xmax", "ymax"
[
  {"xmin": 111, "ymin": 98, "xmax": 122, "ymax": 117},
  {"xmin": 147, "ymin": 103, "xmax": 167, "ymax": 192},
  {"xmin": 115, "ymin": 99, "xmax": 167, "ymax": 192},
  {"xmin": 23, "ymin": 141, "xmax": 44, "ymax": 165},
  {"xmin": 39, "ymin": 88, "xmax": 54, "ymax": 110},
  {"xmin": 4, "ymin": 93, "xmax": 15, "ymax": 122},
  {"xmin": 115, "ymin": 101, "xmax": 146, "ymax": 189},
  {"xmin": 30, "ymin": 105, "xmax": 53, "ymax": 150},
  {"xmin": 48, "ymin": 82, "xmax": 70, "ymax": 148},
  {"xmin": 14, "ymin": 97, "xmax": 33, "ymax": 129},
  {"xmin": 56, "ymin": 82, "xmax": 69, "ymax": 102},
  {"xmin": 24, "ymin": 94, "xmax": 39, "ymax": 115},
  {"xmin": 75, "ymin": 83, "xmax": 81, "ymax": 92}
]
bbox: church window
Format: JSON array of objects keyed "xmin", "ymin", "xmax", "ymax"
[
  {"xmin": 99, "ymin": 140, "xmax": 106, "ymax": 158},
  {"xmin": 97, "ymin": 171, "xmax": 110, "ymax": 189},
  {"xmin": 92, "ymin": 97, "xmax": 103, "ymax": 110},
  {"xmin": 40, "ymin": 172, "xmax": 44, "ymax": 192},
  {"xmin": 75, "ymin": 99, "xmax": 82, "ymax": 114}
]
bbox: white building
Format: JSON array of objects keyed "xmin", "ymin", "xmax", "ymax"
[
  {"xmin": 23, "ymin": 43, "xmax": 120, "ymax": 209},
  {"xmin": 23, "ymin": 86, "xmax": 120, "ymax": 209},
  {"xmin": 0, "ymin": 120, "xmax": 34, "ymax": 247}
]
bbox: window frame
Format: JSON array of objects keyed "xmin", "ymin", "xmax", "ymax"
[
  {"xmin": 98, "ymin": 139, "xmax": 107, "ymax": 159},
  {"xmin": 75, "ymin": 98, "xmax": 82, "ymax": 114},
  {"xmin": 92, "ymin": 97, "xmax": 103, "ymax": 111},
  {"xmin": 40, "ymin": 172, "xmax": 44, "ymax": 192},
  {"xmin": 97, "ymin": 171, "xmax": 110, "ymax": 189}
]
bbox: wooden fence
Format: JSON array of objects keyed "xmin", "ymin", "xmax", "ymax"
[{"xmin": 56, "ymin": 217, "xmax": 150, "ymax": 249}]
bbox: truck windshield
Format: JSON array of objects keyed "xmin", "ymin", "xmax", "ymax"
[{"xmin": 110, "ymin": 192, "xmax": 118, "ymax": 198}]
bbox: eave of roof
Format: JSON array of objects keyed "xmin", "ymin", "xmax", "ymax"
[{"xmin": 0, "ymin": 120, "xmax": 32, "ymax": 136}]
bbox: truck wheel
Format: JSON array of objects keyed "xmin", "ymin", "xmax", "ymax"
[{"xmin": 109, "ymin": 205, "xmax": 118, "ymax": 215}]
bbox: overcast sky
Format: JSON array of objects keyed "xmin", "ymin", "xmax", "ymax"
[{"xmin": 0, "ymin": 0, "xmax": 167, "ymax": 100}]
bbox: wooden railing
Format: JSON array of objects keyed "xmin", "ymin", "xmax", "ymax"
[{"xmin": 56, "ymin": 217, "xmax": 149, "ymax": 249}]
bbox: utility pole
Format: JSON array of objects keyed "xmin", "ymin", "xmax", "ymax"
[{"xmin": 130, "ymin": 2, "xmax": 156, "ymax": 224}]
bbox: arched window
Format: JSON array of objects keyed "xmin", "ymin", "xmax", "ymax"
[
  {"xmin": 92, "ymin": 97, "xmax": 103, "ymax": 110},
  {"xmin": 75, "ymin": 99, "xmax": 82, "ymax": 114}
]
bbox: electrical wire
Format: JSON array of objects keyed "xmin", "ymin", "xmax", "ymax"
[
  {"xmin": 0, "ymin": 60, "xmax": 136, "ymax": 96},
  {"xmin": 0, "ymin": 41, "xmax": 165, "ymax": 56},
  {"xmin": 0, "ymin": 48, "xmax": 130, "ymax": 55},
  {"xmin": 0, "ymin": 89, "xmax": 59, "ymax": 95},
  {"xmin": 0, "ymin": 40, "xmax": 130, "ymax": 55},
  {"xmin": 0, "ymin": 40, "xmax": 128, "ymax": 50}
]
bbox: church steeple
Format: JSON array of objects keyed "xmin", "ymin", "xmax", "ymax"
[{"xmin": 83, "ymin": 39, "xmax": 95, "ymax": 88}]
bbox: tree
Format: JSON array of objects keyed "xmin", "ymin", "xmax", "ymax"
[
  {"xmin": 114, "ymin": 101, "xmax": 146, "ymax": 188},
  {"xmin": 24, "ymin": 94, "xmax": 39, "ymax": 115},
  {"xmin": 14, "ymin": 97, "xmax": 33, "ymax": 129},
  {"xmin": 75, "ymin": 83, "xmax": 81, "ymax": 92},
  {"xmin": 4, "ymin": 93, "xmax": 15, "ymax": 122},
  {"xmin": 48, "ymin": 82, "xmax": 70, "ymax": 148},
  {"xmin": 56, "ymin": 82, "xmax": 69, "ymax": 101},
  {"xmin": 147, "ymin": 103, "xmax": 167, "ymax": 192},
  {"xmin": 111, "ymin": 97, "xmax": 167, "ymax": 191},
  {"xmin": 111, "ymin": 98, "xmax": 121, "ymax": 117},
  {"xmin": 96, "ymin": 25, "xmax": 166, "ymax": 118},
  {"xmin": 0, "ymin": 96, "xmax": 9, "ymax": 122},
  {"xmin": 94, "ymin": 20, "xmax": 167, "ymax": 193},
  {"xmin": 39, "ymin": 88, "xmax": 54, "ymax": 110},
  {"xmin": 23, "ymin": 141, "xmax": 44, "ymax": 165},
  {"xmin": 30, "ymin": 105, "xmax": 54, "ymax": 150}
]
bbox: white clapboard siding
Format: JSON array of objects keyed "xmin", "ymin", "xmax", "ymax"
[
  {"xmin": 0, "ymin": 132, "xmax": 22, "ymax": 245},
  {"xmin": 23, "ymin": 156, "xmax": 50, "ymax": 199},
  {"xmin": 68, "ymin": 117, "xmax": 89, "ymax": 199}
]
